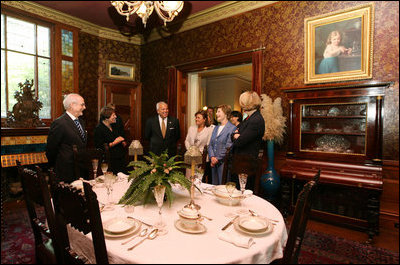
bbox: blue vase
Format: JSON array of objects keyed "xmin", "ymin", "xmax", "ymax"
[{"xmin": 261, "ymin": 140, "xmax": 280, "ymax": 199}]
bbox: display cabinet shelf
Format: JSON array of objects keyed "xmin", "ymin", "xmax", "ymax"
[{"xmin": 280, "ymin": 81, "xmax": 393, "ymax": 243}]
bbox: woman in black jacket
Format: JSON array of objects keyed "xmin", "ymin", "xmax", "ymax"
[{"xmin": 94, "ymin": 106, "xmax": 128, "ymax": 175}]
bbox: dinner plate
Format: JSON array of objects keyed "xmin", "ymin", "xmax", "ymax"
[
  {"xmin": 174, "ymin": 219, "xmax": 207, "ymax": 234},
  {"xmin": 103, "ymin": 217, "xmax": 141, "ymax": 238},
  {"xmin": 233, "ymin": 216, "xmax": 273, "ymax": 236},
  {"xmin": 238, "ymin": 216, "xmax": 270, "ymax": 233}
]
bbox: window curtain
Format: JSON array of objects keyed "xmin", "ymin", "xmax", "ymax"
[
  {"xmin": 252, "ymin": 50, "xmax": 262, "ymax": 95},
  {"xmin": 167, "ymin": 67, "xmax": 177, "ymax": 116}
]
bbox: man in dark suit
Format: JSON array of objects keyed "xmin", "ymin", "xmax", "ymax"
[
  {"xmin": 46, "ymin": 93, "xmax": 87, "ymax": 183},
  {"xmin": 145, "ymin": 101, "xmax": 180, "ymax": 157}
]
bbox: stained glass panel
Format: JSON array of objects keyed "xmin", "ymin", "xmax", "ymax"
[
  {"xmin": 61, "ymin": 29, "xmax": 73, "ymax": 57},
  {"xmin": 62, "ymin": 60, "xmax": 73, "ymax": 94}
]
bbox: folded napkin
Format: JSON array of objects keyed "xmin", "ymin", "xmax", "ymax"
[
  {"xmin": 70, "ymin": 179, "xmax": 84, "ymax": 192},
  {"xmin": 117, "ymin": 172, "xmax": 129, "ymax": 181},
  {"xmin": 218, "ymin": 231, "xmax": 255, "ymax": 249}
]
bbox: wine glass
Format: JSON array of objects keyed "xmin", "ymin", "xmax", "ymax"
[
  {"xmin": 91, "ymin": 159, "xmax": 99, "ymax": 179},
  {"xmin": 103, "ymin": 172, "xmax": 116, "ymax": 211},
  {"xmin": 153, "ymin": 185, "xmax": 167, "ymax": 235},
  {"xmin": 101, "ymin": 162, "xmax": 108, "ymax": 175},
  {"xmin": 238, "ymin": 173, "xmax": 248, "ymax": 194}
]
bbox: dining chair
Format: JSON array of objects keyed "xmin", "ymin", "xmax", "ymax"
[
  {"xmin": 17, "ymin": 160, "xmax": 63, "ymax": 264},
  {"xmin": 277, "ymin": 169, "xmax": 321, "ymax": 264},
  {"xmin": 72, "ymin": 144, "xmax": 107, "ymax": 180},
  {"xmin": 221, "ymin": 147, "xmax": 264, "ymax": 195},
  {"xmin": 48, "ymin": 169, "xmax": 109, "ymax": 264}
]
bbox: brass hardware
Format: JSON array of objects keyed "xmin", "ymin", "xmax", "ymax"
[
  {"xmin": 377, "ymin": 96, "xmax": 382, "ymax": 100},
  {"xmin": 289, "ymin": 100, "xmax": 294, "ymax": 104},
  {"xmin": 287, "ymin": 152, "xmax": 294, "ymax": 155},
  {"xmin": 372, "ymin": 158, "xmax": 382, "ymax": 162},
  {"xmin": 292, "ymin": 174, "xmax": 296, "ymax": 179}
]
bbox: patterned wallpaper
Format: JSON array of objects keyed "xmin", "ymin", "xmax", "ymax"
[
  {"xmin": 78, "ymin": 32, "xmax": 141, "ymax": 145},
  {"xmin": 140, "ymin": 1, "xmax": 399, "ymax": 160}
]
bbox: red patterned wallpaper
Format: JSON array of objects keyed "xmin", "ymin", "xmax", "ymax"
[{"xmin": 140, "ymin": 1, "xmax": 399, "ymax": 160}]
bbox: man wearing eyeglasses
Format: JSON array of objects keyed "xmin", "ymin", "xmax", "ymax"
[{"xmin": 46, "ymin": 93, "xmax": 88, "ymax": 183}]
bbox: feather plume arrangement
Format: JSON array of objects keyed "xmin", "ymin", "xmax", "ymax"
[{"xmin": 260, "ymin": 94, "xmax": 286, "ymax": 144}]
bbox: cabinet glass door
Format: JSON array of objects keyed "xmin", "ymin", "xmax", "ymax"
[{"xmin": 300, "ymin": 102, "xmax": 367, "ymax": 155}]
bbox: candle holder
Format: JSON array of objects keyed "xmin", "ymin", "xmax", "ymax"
[
  {"xmin": 183, "ymin": 146, "xmax": 203, "ymax": 210},
  {"xmin": 129, "ymin": 140, "xmax": 143, "ymax": 162}
]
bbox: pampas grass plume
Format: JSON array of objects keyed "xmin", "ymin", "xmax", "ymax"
[{"xmin": 260, "ymin": 94, "xmax": 286, "ymax": 144}]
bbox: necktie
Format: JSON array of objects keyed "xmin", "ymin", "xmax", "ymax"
[
  {"xmin": 161, "ymin": 118, "xmax": 166, "ymax": 139},
  {"xmin": 74, "ymin": 119, "xmax": 86, "ymax": 141}
]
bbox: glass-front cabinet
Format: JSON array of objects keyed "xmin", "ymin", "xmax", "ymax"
[{"xmin": 280, "ymin": 81, "xmax": 392, "ymax": 243}]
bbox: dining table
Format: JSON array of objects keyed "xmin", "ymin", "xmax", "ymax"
[{"xmin": 68, "ymin": 175, "xmax": 288, "ymax": 264}]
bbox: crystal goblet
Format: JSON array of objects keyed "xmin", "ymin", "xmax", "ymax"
[
  {"xmin": 153, "ymin": 184, "xmax": 168, "ymax": 235},
  {"xmin": 103, "ymin": 172, "xmax": 116, "ymax": 211},
  {"xmin": 91, "ymin": 159, "xmax": 99, "ymax": 179},
  {"xmin": 238, "ymin": 173, "xmax": 248, "ymax": 194},
  {"xmin": 101, "ymin": 162, "xmax": 108, "ymax": 175}
]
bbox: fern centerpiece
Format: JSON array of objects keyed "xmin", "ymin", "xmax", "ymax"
[{"xmin": 119, "ymin": 151, "xmax": 191, "ymax": 207}]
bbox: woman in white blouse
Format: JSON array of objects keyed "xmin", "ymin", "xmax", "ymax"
[{"xmin": 185, "ymin": 110, "xmax": 213, "ymax": 178}]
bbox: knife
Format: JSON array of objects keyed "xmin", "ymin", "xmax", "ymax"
[
  {"xmin": 221, "ymin": 215, "xmax": 239, "ymax": 230},
  {"xmin": 127, "ymin": 216, "xmax": 153, "ymax": 227}
]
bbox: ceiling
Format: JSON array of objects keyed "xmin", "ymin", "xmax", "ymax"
[{"xmin": 32, "ymin": 1, "xmax": 225, "ymax": 31}]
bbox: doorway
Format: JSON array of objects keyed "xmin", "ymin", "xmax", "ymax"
[
  {"xmin": 187, "ymin": 64, "xmax": 252, "ymax": 127},
  {"xmin": 98, "ymin": 79, "xmax": 142, "ymax": 142}
]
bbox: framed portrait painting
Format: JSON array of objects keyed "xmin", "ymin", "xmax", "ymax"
[
  {"xmin": 106, "ymin": 61, "xmax": 135, "ymax": 80},
  {"xmin": 304, "ymin": 3, "xmax": 374, "ymax": 84}
]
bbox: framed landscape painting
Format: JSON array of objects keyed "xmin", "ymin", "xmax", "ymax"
[
  {"xmin": 106, "ymin": 61, "xmax": 135, "ymax": 80},
  {"xmin": 304, "ymin": 3, "xmax": 374, "ymax": 84}
]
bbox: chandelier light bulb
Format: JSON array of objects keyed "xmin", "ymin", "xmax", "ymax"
[{"xmin": 111, "ymin": 1, "xmax": 184, "ymax": 27}]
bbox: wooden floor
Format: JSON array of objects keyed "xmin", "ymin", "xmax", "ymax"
[{"xmin": 287, "ymin": 215, "xmax": 400, "ymax": 253}]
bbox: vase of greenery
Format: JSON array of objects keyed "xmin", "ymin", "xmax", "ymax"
[
  {"xmin": 259, "ymin": 95, "xmax": 286, "ymax": 201},
  {"xmin": 119, "ymin": 151, "xmax": 192, "ymax": 207}
]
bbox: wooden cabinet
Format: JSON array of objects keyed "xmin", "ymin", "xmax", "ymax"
[{"xmin": 280, "ymin": 81, "xmax": 392, "ymax": 242}]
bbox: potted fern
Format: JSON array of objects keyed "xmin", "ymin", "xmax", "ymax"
[{"xmin": 118, "ymin": 151, "xmax": 192, "ymax": 207}]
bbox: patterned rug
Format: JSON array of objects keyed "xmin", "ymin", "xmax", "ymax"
[{"xmin": 1, "ymin": 204, "xmax": 399, "ymax": 264}]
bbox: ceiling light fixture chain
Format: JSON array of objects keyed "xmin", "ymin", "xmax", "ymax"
[{"xmin": 111, "ymin": 1, "xmax": 184, "ymax": 27}]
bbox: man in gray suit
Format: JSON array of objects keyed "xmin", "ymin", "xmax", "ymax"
[
  {"xmin": 46, "ymin": 93, "xmax": 87, "ymax": 183},
  {"xmin": 144, "ymin": 101, "xmax": 180, "ymax": 157}
]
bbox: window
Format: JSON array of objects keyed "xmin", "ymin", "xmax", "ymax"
[{"xmin": 1, "ymin": 13, "xmax": 52, "ymax": 119}]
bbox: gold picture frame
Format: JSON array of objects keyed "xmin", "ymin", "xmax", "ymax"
[
  {"xmin": 304, "ymin": 3, "xmax": 374, "ymax": 84},
  {"xmin": 106, "ymin": 61, "xmax": 135, "ymax": 80}
]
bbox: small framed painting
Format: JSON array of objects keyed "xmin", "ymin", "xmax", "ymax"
[
  {"xmin": 106, "ymin": 61, "xmax": 135, "ymax": 80},
  {"xmin": 304, "ymin": 3, "xmax": 374, "ymax": 84}
]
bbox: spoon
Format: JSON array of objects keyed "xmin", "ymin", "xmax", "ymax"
[
  {"xmin": 249, "ymin": 209, "xmax": 279, "ymax": 223},
  {"xmin": 198, "ymin": 214, "xmax": 212, "ymax": 221},
  {"xmin": 121, "ymin": 228, "xmax": 148, "ymax": 245},
  {"xmin": 127, "ymin": 229, "xmax": 158, "ymax": 251}
]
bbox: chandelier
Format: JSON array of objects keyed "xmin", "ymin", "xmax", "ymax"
[{"xmin": 111, "ymin": 1, "xmax": 184, "ymax": 27}]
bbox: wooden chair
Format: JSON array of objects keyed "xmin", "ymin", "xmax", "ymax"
[
  {"xmin": 279, "ymin": 170, "xmax": 321, "ymax": 264},
  {"xmin": 221, "ymin": 147, "xmax": 264, "ymax": 195},
  {"xmin": 17, "ymin": 160, "xmax": 63, "ymax": 264},
  {"xmin": 73, "ymin": 145, "xmax": 107, "ymax": 180},
  {"xmin": 48, "ymin": 169, "xmax": 109, "ymax": 264}
]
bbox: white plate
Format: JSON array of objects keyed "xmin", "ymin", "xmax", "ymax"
[
  {"xmin": 174, "ymin": 219, "xmax": 206, "ymax": 234},
  {"xmin": 103, "ymin": 217, "xmax": 141, "ymax": 237},
  {"xmin": 238, "ymin": 216, "xmax": 270, "ymax": 233},
  {"xmin": 233, "ymin": 217, "xmax": 273, "ymax": 236}
]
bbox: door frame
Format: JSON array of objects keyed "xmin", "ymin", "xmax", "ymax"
[
  {"xmin": 98, "ymin": 78, "xmax": 142, "ymax": 140},
  {"xmin": 175, "ymin": 52, "xmax": 256, "ymax": 139}
]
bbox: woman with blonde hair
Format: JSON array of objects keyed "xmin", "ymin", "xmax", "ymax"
[{"xmin": 231, "ymin": 91, "xmax": 265, "ymax": 190}]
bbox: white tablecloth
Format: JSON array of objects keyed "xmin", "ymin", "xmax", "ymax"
[{"xmin": 68, "ymin": 178, "xmax": 288, "ymax": 264}]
